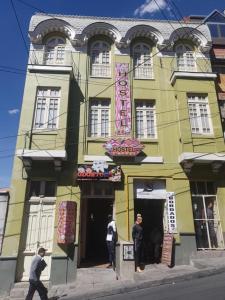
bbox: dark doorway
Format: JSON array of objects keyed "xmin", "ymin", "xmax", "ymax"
[
  {"xmin": 134, "ymin": 198, "xmax": 164, "ymax": 264},
  {"xmin": 84, "ymin": 198, "xmax": 113, "ymax": 266}
]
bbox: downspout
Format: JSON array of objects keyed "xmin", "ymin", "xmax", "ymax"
[{"xmin": 125, "ymin": 174, "xmax": 130, "ymax": 241}]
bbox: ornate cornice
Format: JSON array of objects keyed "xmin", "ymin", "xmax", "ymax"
[
  {"xmin": 168, "ymin": 27, "xmax": 209, "ymax": 51},
  {"xmin": 29, "ymin": 18, "xmax": 76, "ymax": 44}
]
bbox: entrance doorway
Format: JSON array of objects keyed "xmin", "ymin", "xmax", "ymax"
[
  {"xmin": 86, "ymin": 198, "xmax": 113, "ymax": 264},
  {"xmin": 134, "ymin": 198, "xmax": 165, "ymax": 264},
  {"xmin": 79, "ymin": 181, "xmax": 114, "ymax": 267}
]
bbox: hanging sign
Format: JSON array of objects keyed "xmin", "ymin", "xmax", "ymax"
[
  {"xmin": 77, "ymin": 162, "xmax": 121, "ymax": 182},
  {"xmin": 161, "ymin": 233, "xmax": 174, "ymax": 267},
  {"xmin": 166, "ymin": 192, "xmax": 177, "ymax": 233},
  {"xmin": 103, "ymin": 138, "xmax": 144, "ymax": 157},
  {"xmin": 57, "ymin": 201, "xmax": 76, "ymax": 244},
  {"xmin": 115, "ymin": 63, "xmax": 131, "ymax": 136}
]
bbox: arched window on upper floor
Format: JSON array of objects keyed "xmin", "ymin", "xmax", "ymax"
[
  {"xmin": 175, "ymin": 44, "xmax": 196, "ymax": 72},
  {"xmin": 44, "ymin": 36, "xmax": 66, "ymax": 65},
  {"xmin": 90, "ymin": 41, "xmax": 111, "ymax": 77},
  {"xmin": 133, "ymin": 43, "xmax": 153, "ymax": 79}
]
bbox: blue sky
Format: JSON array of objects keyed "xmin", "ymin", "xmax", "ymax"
[{"xmin": 0, "ymin": 0, "xmax": 225, "ymax": 188}]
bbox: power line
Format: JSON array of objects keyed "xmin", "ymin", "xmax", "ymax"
[{"xmin": 6, "ymin": 0, "xmax": 219, "ymax": 148}]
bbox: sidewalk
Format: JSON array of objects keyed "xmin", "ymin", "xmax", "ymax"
[{"xmin": 48, "ymin": 257, "xmax": 225, "ymax": 300}]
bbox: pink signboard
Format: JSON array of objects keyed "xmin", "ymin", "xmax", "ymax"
[
  {"xmin": 57, "ymin": 201, "xmax": 76, "ymax": 244},
  {"xmin": 103, "ymin": 138, "xmax": 144, "ymax": 156},
  {"xmin": 115, "ymin": 63, "xmax": 131, "ymax": 136}
]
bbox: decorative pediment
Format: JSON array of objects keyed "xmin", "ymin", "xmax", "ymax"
[
  {"xmin": 168, "ymin": 27, "xmax": 210, "ymax": 52},
  {"xmin": 77, "ymin": 22, "xmax": 122, "ymax": 46},
  {"xmin": 123, "ymin": 25, "xmax": 164, "ymax": 48},
  {"xmin": 29, "ymin": 18, "xmax": 76, "ymax": 44}
]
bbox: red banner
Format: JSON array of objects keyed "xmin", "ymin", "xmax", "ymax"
[{"xmin": 57, "ymin": 201, "xmax": 76, "ymax": 244}]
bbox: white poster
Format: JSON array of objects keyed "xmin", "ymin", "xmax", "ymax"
[{"xmin": 166, "ymin": 192, "xmax": 177, "ymax": 233}]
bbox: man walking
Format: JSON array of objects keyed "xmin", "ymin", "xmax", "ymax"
[{"xmin": 25, "ymin": 247, "xmax": 48, "ymax": 300}]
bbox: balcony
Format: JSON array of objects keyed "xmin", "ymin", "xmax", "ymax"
[
  {"xmin": 91, "ymin": 64, "xmax": 111, "ymax": 78},
  {"xmin": 27, "ymin": 49, "xmax": 81, "ymax": 82},
  {"xmin": 134, "ymin": 65, "xmax": 154, "ymax": 79},
  {"xmin": 170, "ymin": 56, "xmax": 216, "ymax": 85}
]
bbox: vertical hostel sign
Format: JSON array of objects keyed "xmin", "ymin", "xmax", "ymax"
[
  {"xmin": 115, "ymin": 63, "xmax": 131, "ymax": 136},
  {"xmin": 57, "ymin": 201, "xmax": 76, "ymax": 244}
]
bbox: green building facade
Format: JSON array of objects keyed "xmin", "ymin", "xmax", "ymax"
[{"xmin": 1, "ymin": 13, "xmax": 225, "ymax": 295}]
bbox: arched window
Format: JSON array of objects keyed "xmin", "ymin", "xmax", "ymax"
[
  {"xmin": 44, "ymin": 37, "xmax": 66, "ymax": 65},
  {"xmin": 175, "ymin": 44, "xmax": 196, "ymax": 72},
  {"xmin": 90, "ymin": 41, "xmax": 111, "ymax": 77},
  {"xmin": 133, "ymin": 43, "xmax": 153, "ymax": 79}
]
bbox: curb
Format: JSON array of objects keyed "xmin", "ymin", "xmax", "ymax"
[{"xmin": 61, "ymin": 265, "xmax": 225, "ymax": 300}]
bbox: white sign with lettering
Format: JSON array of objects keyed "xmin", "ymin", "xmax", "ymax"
[{"xmin": 166, "ymin": 192, "xmax": 177, "ymax": 233}]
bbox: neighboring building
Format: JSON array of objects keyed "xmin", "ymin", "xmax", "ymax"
[
  {"xmin": 1, "ymin": 12, "xmax": 225, "ymax": 295},
  {"xmin": 0, "ymin": 189, "xmax": 9, "ymax": 254},
  {"xmin": 204, "ymin": 10, "xmax": 225, "ymax": 136}
]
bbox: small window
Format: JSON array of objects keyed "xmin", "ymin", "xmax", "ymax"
[
  {"xmin": 208, "ymin": 24, "xmax": 220, "ymax": 38},
  {"xmin": 135, "ymin": 100, "xmax": 157, "ymax": 139},
  {"xmin": 89, "ymin": 99, "xmax": 110, "ymax": 137},
  {"xmin": 90, "ymin": 41, "xmax": 111, "ymax": 77},
  {"xmin": 29, "ymin": 181, "xmax": 56, "ymax": 198},
  {"xmin": 187, "ymin": 94, "xmax": 213, "ymax": 135},
  {"xmin": 34, "ymin": 87, "xmax": 60, "ymax": 130},
  {"xmin": 133, "ymin": 43, "xmax": 153, "ymax": 79}
]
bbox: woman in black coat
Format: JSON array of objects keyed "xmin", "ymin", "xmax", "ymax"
[{"xmin": 132, "ymin": 214, "xmax": 143, "ymax": 273}]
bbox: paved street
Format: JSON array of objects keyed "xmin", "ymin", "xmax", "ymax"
[{"xmin": 62, "ymin": 272, "xmax": 225, "ymax": 300}]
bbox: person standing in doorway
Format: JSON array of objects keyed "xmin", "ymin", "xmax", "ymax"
[
  {"xmin": 106, "ymin": 214, "xmax": 117, "ymax": 269},
  {"xmin": 149, "ymin": 227, "xmax": 163, "ymax": 264},
  {"xmin": 132, "ymin": 214, "xmax": 143, "ymax": 273},
  {"xmin": 25, "ymin": 247, "xmax": 48, "ymax": 300},
  {"xmin": 206, "ymin": 202, "xmax": 218, "ymax": 248}
]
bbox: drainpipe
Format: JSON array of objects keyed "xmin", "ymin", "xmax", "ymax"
[{"xmin": 125, "ymin": 174, "xmax": 130, "ymax": 241}]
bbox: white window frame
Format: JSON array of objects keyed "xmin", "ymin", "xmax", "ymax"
[
  {"xmin": 90, "ymin": 41, "xmax": 111, "ymax": 78},
  {"xmin": 176, "ymin": 44, "xmax": 196, "ymax": 72},
  {"xmin": 135, "ymin": 100, "xmax": 157, "ymax": 139},
  {"xmin": 191, "ymin": 181, "xmax": 224, "ymax": 250},
  {"xmin": 34, "ymin": 88, "xmax": 60, "ymax": 130},
  {"xmin": 89, "ymin": 99, "xmax": 111, "ymax": 138},
  {"xmin": 44, "ymin": 37, "xmax": 66, "ymax": 65},
  {"xmin": 188, "ymin": 94, "xmax": 213, "ymax": 135},
  {"xmin": 133, "ymin": 43, "xmax": 153, "ymax": 79}
]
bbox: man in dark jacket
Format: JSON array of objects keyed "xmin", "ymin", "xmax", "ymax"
[{"xmin": 25, "ymin": 247, "xmax": 48, "ymax": 300}]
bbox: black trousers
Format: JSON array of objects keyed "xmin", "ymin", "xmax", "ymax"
[
  {"xmin": 25, "ymin": 279, "xmax": 48, "ymax": 300},
  {"xmin": 134, "ymin": 240, "xmax": 142, "ymax": 269},
  {"xmin": 107, "ymin": 241, "xmax": 115, "ymax": 266}
]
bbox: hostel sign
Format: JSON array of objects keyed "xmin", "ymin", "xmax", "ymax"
[
  {"xmin": 166, "ymin": 192, "xmax": 177, "ymax": 233},
  {"xmin": 103, "ymin": 138, "xmax": 144, "ymax": 157},
  {"xmin": 115, "ymin": 63, "xmax": 131, "ymax": 136}
]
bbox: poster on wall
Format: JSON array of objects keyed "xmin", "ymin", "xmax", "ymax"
[
  {"xmin": 161, "ymin": 233, "xmax": 174, "ymax": 267},
  {"xmin": 77, "ymin": 161, "xmax": 121, "ymax": 182},
  {"xmin": 115, "ymin": 63, "xmax": 131, "ymax": 136},
  {"xmin": 57, "ymin": 201, "xmax": 76, "ymax": 244},
  {"xmin": 166, "ymin": 192, "xmax": 177, "ymax": 233},
  {"xmin": 103, "ymin": 138, "xmax": 144, "ymax": 157}
]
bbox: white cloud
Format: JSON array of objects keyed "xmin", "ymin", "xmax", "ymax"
[
  {"xmin": 134, "ymin": 0, "xmax": 168, "ymax": 17},
  {"xmin": 8, "ymin": 109, "xmax": 19, "ymax": 115}
]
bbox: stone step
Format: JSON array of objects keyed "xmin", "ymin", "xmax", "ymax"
[{"xmin": 191, "ymin": 250, "xmax": 225, "ymax": 259}]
